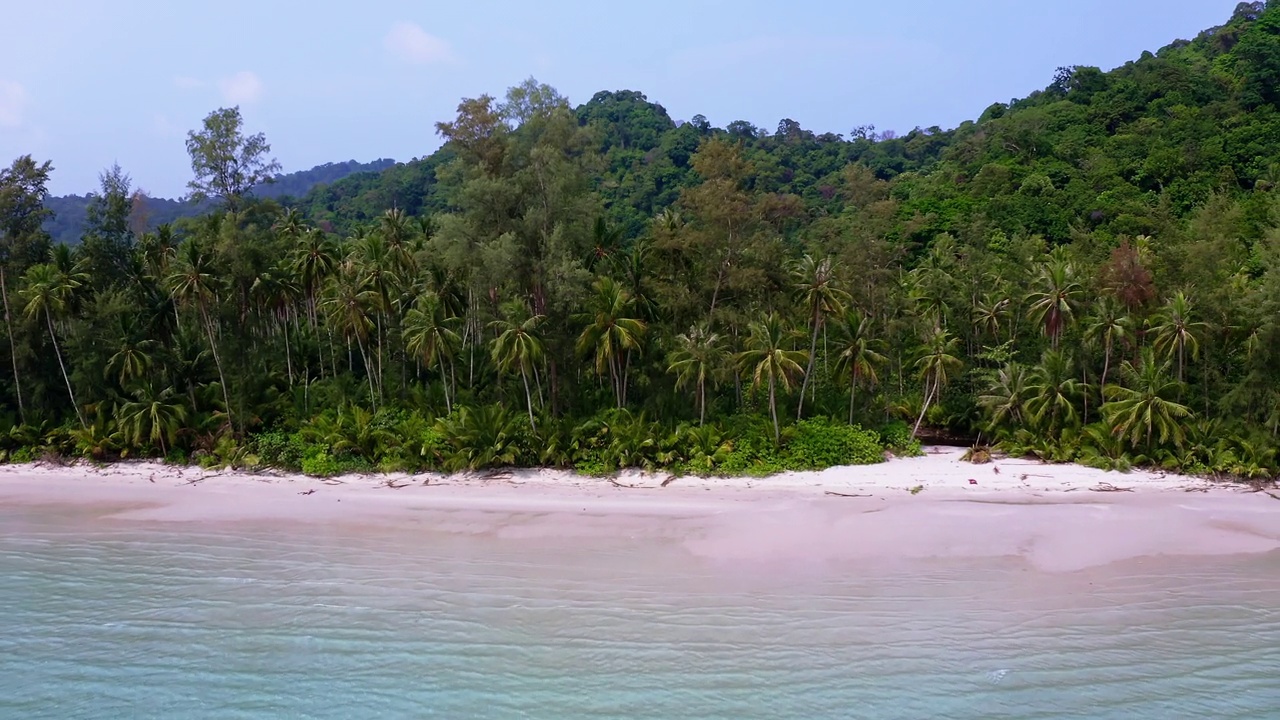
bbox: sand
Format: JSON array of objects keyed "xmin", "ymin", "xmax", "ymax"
[{"xmin": 2, "ymin": 447, "xmax": 1278, "ymax": 573}]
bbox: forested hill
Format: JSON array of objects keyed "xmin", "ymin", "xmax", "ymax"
[
  {"xmin": 300, "ymin": 1, "xmax": 1280, "ymax": 246},
  {"xmin": 44, "ymin": 159, "xmax": 395, "ymax": 244}
]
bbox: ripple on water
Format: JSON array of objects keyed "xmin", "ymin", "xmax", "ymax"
[{"xmin": 1, "ymin": 508, "xmax": 1278, "ymax": 719}]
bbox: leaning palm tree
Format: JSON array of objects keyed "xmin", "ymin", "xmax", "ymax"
[
  {"xmin": 1103, "ymin": 349, "xmax": 1193, "ymax": 453},
  {"xmin": 164, "ymin": 240, "xmax": 233, "ymax": 428},
  {"xmin": 490, "ymin": 308, "xmax": 546, "ymax": 430},
  {"xmin": 912, "ymin": 327, "xmax": 962, "ymax": 437},
  {"xmin": 1025, "ymin": 254, "xmax": 1082, "ymax": 350},
  {"xmin": 1148, "ymin": 291, "xmax": 1208, "ymax": 385},
  {"xmin": 20, "ymin": 263, "xmax": 86, "ymax": 428},
  {"xmin": 791, "ymin": 254, "xmax": 848, "ymax": 419},
  {"xmin": 575, "ymin": 277, "xmax": 647, "ymax": 409},
  {"xmin": 737, "ymin": 312, "xmax": 807, "ymax": 444},
  {"xmin": 403, "ymin": 292, "xmax": 461, "ymax": 412},
  {"xmin": 832, "ymin": 308, "xmax": 886, "ymax": 424},
  {"xmin": 667, "ymin": 326, "xmax": 723, "ymax": 425}
]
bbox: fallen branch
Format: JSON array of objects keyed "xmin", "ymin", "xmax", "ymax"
[
  {"xmin": 609, "ymin": 477, "xmax": 648, "ymax": 489},
  {"xmin": 382, "ymin": 479, "xmax": 411, "ymax": 489},
  {"xmin": 1090, "ymin": 482, "xmax": 1133, "ymax": 492},
  {"xmin": 824, "ymin": 491, "xmax": 872, "ymax": 498},
  {"xmin": 661, "ymin": 476, "xmax": 677, "ymax": 487}
]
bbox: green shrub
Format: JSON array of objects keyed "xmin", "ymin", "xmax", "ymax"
[
  {"xmin": 880, "ymin": 420, "xmax": 922, "ymax": 457},
  {"xmin": 784, "ymin": 418, "xmax": 883, "ymax": 470}
]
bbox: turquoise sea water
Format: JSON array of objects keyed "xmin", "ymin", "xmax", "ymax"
[{"xmin": 1, "ymin": 504, "xmax": 1278, "ymax": 719}]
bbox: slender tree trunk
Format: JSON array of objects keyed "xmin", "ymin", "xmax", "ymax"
[
  {"xmin": 797, "ymin": 310, "xmax": 821, "ymax": 420},
  {"xmin": 438, "ymin": 352, "xmax": 452, "ymax": 414},
  {"xmin": 698, "ymin": 375, "xmax": 706, "ymax": 426},
  {"xmin": 46, "ymin": 310, "xmax": 86, "ymax": 429},
  {"xmin": 521, "ymin": 365, "xmax": 536, "ymax": 431},
  {"xmin": 768, "ymin": 372, "xmax": 780, "ymax": 445},
  {"xmin": 913, "ymin": 375, "xmax": 935, "ymax": 439},
  {"xmin": 1101, "ymin": 335, "xmax": 1112, "ymax": 391},
  {"xmin": 199, "ymin": 304, "xmax": 234, "ymax": 432},
  {"xmin": 356, "ymin": 334, "xmax": 376, "ymax": 408},
  {"xmin": 0, "ymin": 268, "xmax": 24, "ymax": 424},
  {"xmin": 848, "ymin": 375, "xmax": 857, "ymax": 425}
]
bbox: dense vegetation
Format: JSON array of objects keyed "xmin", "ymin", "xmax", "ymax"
[
  {"xmin": 42, "ymin": 159, "xmax": 396, "ymax": 246},
  {"xmin": 3, "ymin": 2, "xmax": 1280, "ymax": 479}
]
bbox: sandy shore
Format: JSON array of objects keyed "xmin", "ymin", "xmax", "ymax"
[{"xmin": 2, "ymin": 447, "xmax": 1277, "ymax": 572}]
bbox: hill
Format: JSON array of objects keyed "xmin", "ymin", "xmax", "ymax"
[{"xmin": 43, "ymin": 158, "xmax": 395, "ymax": 244}]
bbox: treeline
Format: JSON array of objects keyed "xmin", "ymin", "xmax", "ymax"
[{"xmin": 1, "ymin": 2, "xmax": 1279, "ymax": 479}]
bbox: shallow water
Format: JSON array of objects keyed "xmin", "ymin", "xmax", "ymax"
[{"xmin": 1, "ymin": 505, "xmax": 1278, "ymax": 719}]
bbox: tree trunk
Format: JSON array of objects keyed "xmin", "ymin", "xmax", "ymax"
[
  {"xmin": 200, "ymin": 304, "xmax": 234, "ymax": 432},
  {"xmin": 912, "ymin": 376, "xmax": 935, "ymax": 439},
  {"xmin": 768, "ymin": 371, "xmax": 780, "ymax": 444},
  {"xmin": 698, "ymin": 375, "xmax": 706, "ymax": 426},
  {"xmin": 797, "ymin": 309, "xmax": 821, "ymax": 420},
  {"xmin": 46, "ymin": 309, "xmax": 86, "ymax": 429},
  {"xmin": 848, "ymin": 375, "xmax": 857, "ymax": 425},
  {"xmin": 0, "ymin": 268, "xmax": 24, "ymax": 424},
  {"xmin": 521, "ymin": 365, "xmax": 536, "ymax": 431}
]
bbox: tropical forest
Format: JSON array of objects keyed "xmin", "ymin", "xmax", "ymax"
[{"xmin": 3, "ymin": 2, "xmax": 1280, "ymax": 479}]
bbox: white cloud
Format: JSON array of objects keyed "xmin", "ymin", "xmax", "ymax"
[
  {"xmin": 385, "ymin": 21, "xmax": 456, "ymax": 65},
  {"xmin": 0, "ymin": 80, "xmax": 29, "ymax": 128},
  {"xmin": 218, "ymin": 71, "xmax": 265, "ymax": 105},
  {"xmin": 173, "ymin": 75, "xmax": 204, "ymax": 90}
]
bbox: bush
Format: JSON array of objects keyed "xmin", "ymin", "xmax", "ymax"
[
  {"xmin": 880, "ymin": 420, "xmax": 922, "ymax": 457},
  {"xmin": 784, "ymin": 418, "xmax": 883, "ymax": 470}
]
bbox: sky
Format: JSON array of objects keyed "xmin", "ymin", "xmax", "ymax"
[{"xmin": 0, "ymin": 0, "xmax": 1240, "ymax": 198}]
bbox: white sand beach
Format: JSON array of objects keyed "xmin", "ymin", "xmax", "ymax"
[{"xmin": 2, "ymin": 447, "xmax": 1277, "ymax": 573}]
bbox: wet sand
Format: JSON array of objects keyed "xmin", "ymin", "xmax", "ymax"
[{"xmin": 2, "ymin": 447, "xmax": 1277, "ymax": 573}]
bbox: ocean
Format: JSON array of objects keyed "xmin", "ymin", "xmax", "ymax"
[{"xmin": 1, "ymin": 503, "xmax": 1278, "ymax": 719}]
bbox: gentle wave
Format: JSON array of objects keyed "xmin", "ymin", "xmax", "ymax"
[{"xmin": 2, "ymin": 509, "xmax": 1278, "ymax": 719}]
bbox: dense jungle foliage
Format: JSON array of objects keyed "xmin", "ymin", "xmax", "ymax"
[{"xmin": 2, "ymin": 2, "xmax": 1280, "ymax": 478}]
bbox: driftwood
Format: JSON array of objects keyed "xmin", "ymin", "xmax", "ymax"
[
  {"xmin": 661, "ymin": 476, "xmax": 678, "ymax": 487},
  {"xmin": 609, "ymin": 477, "xmax": 651, "ymax": 489},
  {"xmin": 824, "ymin": 491, "xmax": 872, "ymax": 498},
  {"xmin": 298, "ymin": 489, "xmax": 316, "ymax": 496},
  {"xmin": 382, "ymin": 479, "xmax": 412, "ymax": 489},
  {"xmin": 1090, "ymin": 482, "xmax": 1134, "ymax": 492}
]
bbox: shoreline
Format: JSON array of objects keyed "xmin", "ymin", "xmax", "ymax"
[{"xmin": 3, "ymin": 447, "xmax": 1278, "ymax": 574}]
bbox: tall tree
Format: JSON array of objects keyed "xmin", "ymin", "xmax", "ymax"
[
  {"xmin": 185, "ymin": 107, "xmax": 282, "ymax": 211},
  {"xmin": 0, "ymin": 155, "xmax": 55, "ymax": 422},
  {"xmin": 20, "ymin": 263, "xmax": 86, "ymax": 428},
  {"xmin": 791, "ymin": 254, "xmax": 848, "ymax": 419},
  {"xmin": 738, "ymin": 312, "xmax": 807, "ymax": 444}
]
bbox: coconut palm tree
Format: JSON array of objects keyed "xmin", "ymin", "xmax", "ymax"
[
  {"xmin": 737, "ymin": 312, "xmax": 807, "ymax": 444},
  {"xmin": 1084, "ymin": 297, "xmax": 1131, "ymax": 390},
  {"xmin": 1026, "ymin": 254, "xmax": 1082, "ymax": 349},
  {"xmin": 1103, "ymin": 349, "xmax": 1193, "ymax": 452},
  {"xmin": 403, "ymin": 292, "xmax": 461, "ymax": 412},
  {"xmin": 20, "ymin": 263, "xmax": 86, "ymax": 428},
  {"xmin": 1148, "ymin": 291, "xmax": 1208, "ymax": 385},
  {"xmin": 165, "ymin": 240, "xmax": 233, "ymax": 428},
  {"xmin": 321, "ymin": 263, "xmax": 378, "ymax": 405},
  {"xmin": 1026, "ymin": 350, "xmax": 1082, "ymax": 435},
  {"xmin": 979, "ymin": 363, "xmax": 1033, "ymax": 435},
  {"xmin": 832, "ymin": 308, "xmax": 886, "ymax": 424},
  {"xmin": 667, "ymin": 326, "xmax": 723, "ymax": 425},
  {"xmin": 575, "ymin": 277, "xmax": 646, "ymax": 409},
  {"xmin": 490, "ymin": 308, "xmax": 546, "ymax": 430},
  {"xmin": 791, "ymin": 254, "xmax": 848, "ymax": 419},
  {"xmin": 912, "ymin": 327, "xmax": 962, "ymax": 437},
  {"xmin": 117, "ymin": 384, "xmax": 187, "ymax": 456}
]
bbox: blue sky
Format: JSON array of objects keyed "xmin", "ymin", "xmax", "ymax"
[{"xmin": 1, "ymin": 0, "xmax": 1238, "ymax": 198}]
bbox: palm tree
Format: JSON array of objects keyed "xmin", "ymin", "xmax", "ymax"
[
  {"xmin": 973, "ymin": 293, "xmax": 1011, "ymax": 345},
  {"xmin": 832, "ymin": 308, "xmax": 886, "ymax": 424},
  {"xmin": 1026, "ymin": 350, "xmax": 1082, "ymax": 435},
  {"xmin": 165, "ymin": 240, "xmax": 233, "ymax": 428},
  {"xmin": 19, "ymin": 263, "xmax": 86, "ymax": 428},
  {"xmin": 979, "ymin": 363, "xmax": 1033, "ymax": 435},
  {"xmin": 575, "ymin": 277, "xmax": 646, "ymax": 409},
  {"xmin": 106, "ymin": 337, "xmax": 156, "ymax": 387},
  {"xmin": 1103, "ymin": 349, "xmax": 1193, "ymax": 452},
  {"xmin": 403, "ymin": 292, "xmax": 461, "ymax": 412},
  {"xmin": 490, "ymin": 308, "xmax": 546, "ymax": 430},
  {"xmin": 1084, "ymin": 297, "xmax": 1131, "ymax": 390},
  {"xmin": 1148, "ymin": 291, "xmax": 1208, "ymax": 385},
  {"xmin": 912, "ymin": 327, "xmax": 962, "ymax": 437},
  {"xmin": 667, "ymin": 326, "xmax": 723, "ymax": 425},
  {"xmin": 791, "ymin": 254, "xmax": 848, "ymax": 419},
  {"xmin": 737, "ymin": 312, "xmax": 807, "ymax": 444},
  {"xmin": 1025, "ymin": 254, "xmax": 1082, "ymax": 349},
  {"xmin": 290, "ymin": 228, "xmax": 338, "ymax": 325},
  {"xmin": 117, "ymin": 384, "xmax": 187, "ymax": 456},
  {"xmin": 321, "ymin": 263, "xmax": 378, "ymax": 405}
]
